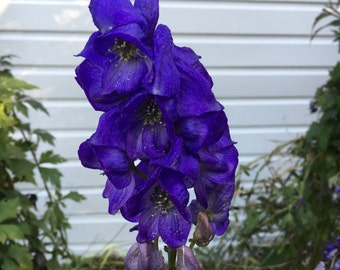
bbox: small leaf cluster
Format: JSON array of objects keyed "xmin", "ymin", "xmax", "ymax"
[
  {"xmin": 312, "ymin": 0, "xmax": 340, "ymax": 51},
  {"xmin": 0, "ymin": 55, "xmax": 85, "ymax": 270},
  {"xmin": 197, "ymin": 3, "xmax": 340, "ymax": 270}
]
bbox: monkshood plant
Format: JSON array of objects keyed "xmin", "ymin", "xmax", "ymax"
[
  {"xmin": 195, "ymin": 2, "xmax": 340, "ymax": 269},
  {"xmin": 0, "ymin": 55, "xmax": 85, "ymax": 270},
  {"xmin": 75, "ymin": 0, "xmax": 238, "ymax": 269}
]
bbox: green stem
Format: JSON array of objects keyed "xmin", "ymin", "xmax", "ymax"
[
  {"xmin": 167, "ymin": 248, "xmax": 177, "ymax": 270},
  {"xmin": 189, "ymin": 239, "xmax": 196, "ymax": 250}
]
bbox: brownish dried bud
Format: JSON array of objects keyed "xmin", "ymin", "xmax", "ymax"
[{"xmin": 193, "ymin": 212, "xmax": 213, "ymax": 247}]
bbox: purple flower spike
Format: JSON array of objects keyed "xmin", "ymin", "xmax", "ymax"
[
  {"xmin": 76, "ymin": 0, "xmax": 239, "ymax": 256},
  {"xmin": 125, "ymin": 242, "xmax": 166, "ymax": 270},
  {"xmin": 177, "ymin": 246, "xmax": 203, "ymax": 270}
]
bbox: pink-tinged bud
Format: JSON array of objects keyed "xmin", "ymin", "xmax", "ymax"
[
  {"xmin": 177, "ymin": 246, "xmax": 203, "ymax": 270},
  {"xmin": 125, "ymin": 242, "xmax": 166, "ymax": 270},
  {"xmin": 193, "ymin": 212, "xmax": 213, "ymax": 247}
]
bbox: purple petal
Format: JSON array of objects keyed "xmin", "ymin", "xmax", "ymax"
[
  {"xmin": 134, "ymin": 0, "xmax": 159, "ymax": 38},
  {"xmin": 159, "ymin": 169, "xmax": 190, "ymax": 210},
  {"xmin": 78, "ymin": 140, "xmax": 101, "ymax": 169},
  {"xmin": 137, "ymin": 206, "xmax": 161, "ymax": 242},
  {"xmin": 92, "ymin": 146, "xmax": 133, "ymax": 189},
  {"xmin": 75, "ymin": 59, "xmax": 117, "ymax": 112},
  {"xmin": 152, "ymin": 24, "xmax": 180, "ymax": 97},
  {"xmin": 102, "ymin": 58, "xmax": 152, "ymax": 95},
  {"xmin": 178, "ymin": 111, "xmax": 228, "ymax": 153},
  {"xmin": 314, "ymin": 261, "xmax": 325, "ymax": 270},
  {"xmin": 93, "ymin": 23, "xmax": 151, "ymax": 57},
  {"xmin": 90, "ymin": 107, "xmax": 125, "ymax": 146},
  {"xmin": 175, "ymin": 59, "xmax": 223, "ymax": 117},
  {"xmin": 102, "ymin": 179, "xmax": 135, "ymax": 214},
  {"xmin": 159, "ymin": 209, "xmax": 191, "ymax": 248},
  {"xmin": 200, "ymin": 146, "xmax": 238, "ymax": 184},
  {"xmin": 142, "ymin": 124, "xmax": 169, "ymax": 159},
  {"xmin": 173, "ymin": 45, "xmax": 213, "ymax": 89},
  {"xmin": 89, "ymin": 0, "xmax": 146, "ymax": 33},
  {"xmin": 151, "ymin": 138, "xmax": 200, "ymax": 179},
  {"xmin": 77, "ymin": 31, "xmax": 104, "ymax": 61}
]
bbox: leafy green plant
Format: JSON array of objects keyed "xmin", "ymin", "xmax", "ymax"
[
  {"xmin": 0, "ymin": 55, "xmax": 85, "ymax": 270},
  {"xmin": 197, "ymin": 2, "xmax": 340, "ymax": 269}
]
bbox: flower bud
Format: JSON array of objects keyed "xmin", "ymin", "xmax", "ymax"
[
  {"xmin": 125, "ymin": 242, "xmax": 166, "ymax": 270},
  {"xmin": 177, "ymin": 246, "xmax": 203, "ymax": 270},
  {"xmin": 193, "ymin": 212, "xmax": 213, "ymax": 247}
]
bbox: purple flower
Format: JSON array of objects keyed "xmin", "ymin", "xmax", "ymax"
[
  {"xmin": 122, "ymin": 167, "xmax": 192, "ymax": 249},
  {"xmin": 190, "ymin": 180, "xmax": 235, "ymax": 238},
  {"xmin": 93, "ymin": 92, "xmax": 173, "ymax": 160},
  {"xmin": 314, "ymin": 261, "xmax": 325, "ymax": 270},
  {"xmin": 152, "ymin": 24, "xmax": 223, "ymax": 119},
  {"xmin": 317, "ymin": 236, "xmax": 340, "ymax": 270},
  {"xmin": 78, "ymin": 139, "xmax": 135, "ymax": 189},
  {"xmin": 76, "ymin": 0, "xmax": 159, "ymax": 111},
  {"xmin": 323, "ymin": 237, "xmax": 340, "ymax": 261},
  {"xmin": 194, "ymin": 130, "xmax": 238, "ymax": 207},
  {"xmin": 335, "ymin": 186, "xmax": 340, "ymax": 199},
  {"xmin": 125, "ymin": 242, "xmax": 166, "ymax": 270}
]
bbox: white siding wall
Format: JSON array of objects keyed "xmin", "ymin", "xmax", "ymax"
[{"xmin": 1, "ymin": 0, "xmax": 338, "ymax": 254}]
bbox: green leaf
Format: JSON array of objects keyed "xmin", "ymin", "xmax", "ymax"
[
  {"xmin": 0, "ymin": 224, "xmax": 25, "ymax": 243},
  {"xmin": 63, "ymin": 191, "xmax": 86, "ymax": 202},
  {"xmin": 39, "ymin": 167, "xmax": 62, "ymax": 188},
  {"xmin": 33, "ymin": 129, "xmax": 55, "ymax": 145},
  {"xmin": 39, "ymin": 151, "xmax": 66, "ymax": 164},
  {"xmin": 0, "ymin": 76, "xmax": 37, "ymax": 92},
  {"xmin": 6, "ymin": 244, "xmax": 33, "ymax": 270},
  {"xmin": 2, "ymin": 257, "xmax": 22, "ymax": 270},
  {"xmin": 330, "ymin": 62, "xmax": 340, "ymax": 81},
  {"xmin": 15, "ymin": 101, "xmax": 29, "ymax": 117},
  {"xmin": 8, "ymin": 158, "xmax": 35, "ymax": 183},
  {"xmin": 24, "ymin": 98, "xmax": 49, "ymax": 115},
  {"xmin": 0, "ymin": 198, "xmax": 20, "ymax": 223}
]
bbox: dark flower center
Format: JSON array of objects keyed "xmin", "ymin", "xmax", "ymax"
[
  {"xmin": 109, "ymin": 39, "xmax": 142, "ymax": 61},
  {"xmin": 140, "ymin": 98, "xmax": 163, "ymax": 126},
  {"xmin": 150, "ymin": 187, "xmax": 174, "ymax": 215}
]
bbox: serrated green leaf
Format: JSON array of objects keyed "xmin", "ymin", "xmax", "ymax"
[
  {"xmin": 24, "ymin": 98, "xmax": 49, "ymax": 115},
  {"xmin": 33, "ymin": 129, "xmax": 55, "ymax": 145},
  {"xmin": 15, "ymin": 101, "xmax": 29, "ymax": 117},
  {"xmin": 0, "ymin": 198, "xmax": 20, "ymax": 223},
  {"xmin": 8, "ymin": 158, "xmax": 36, "ymax": 183},
  {"xmin": 39, "ymin": 167, "xmax": 62, "ymax": 188},
  {"xmin": 63, "ymin": 191, "xmax": 86, "ymax": 202},
  {"xmin": 39, "ymin": 151, "xmax": 66, "ymax": 165}
]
